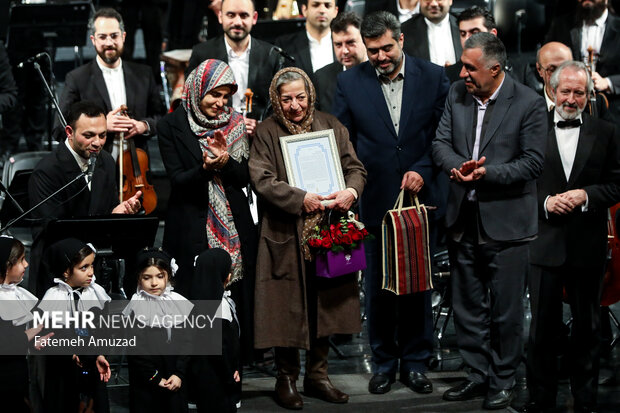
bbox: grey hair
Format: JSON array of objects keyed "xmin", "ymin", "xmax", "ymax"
[
  {"xmin": 549, "ymin": 61, "xmax": 594, "ymax": 95},
  {"xmin": 275, "ymin": 71, "xmax": 308, "ymax": 93},
  {"xmin": 361, "ymin": 11, "xmax": 401, "ymax": 42},
  {"xmin": 89, "ymin": 8, "xmax": 125, "ymax": 35},
  {"xmin": 464, "ymin": 32, "xmax": 507, "ymax": 71}
]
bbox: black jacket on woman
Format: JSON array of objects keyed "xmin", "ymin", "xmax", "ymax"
[{"xmin": 157, "ymin": 106, "xmax": 257, "ymax": 298}]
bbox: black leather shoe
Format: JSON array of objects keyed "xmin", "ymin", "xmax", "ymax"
[
  {"xmin": 443, "ymin": 380, "xmax": 487, "ymax": 401},
  {"xmin": 401, "ymin": 371, "xmax": 433, "ymax": 394},
  {"xmin": 368, "ymin": 373, "xmax": 395, "ymax": 394},
  {"xmin": 483, "ymin": 389, "xmax": 514, "ymax": 410}
]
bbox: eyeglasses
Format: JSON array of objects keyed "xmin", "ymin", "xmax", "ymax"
[{"xmin": 94, "ymin": 32, "xmax": 122, "ymax": 42}]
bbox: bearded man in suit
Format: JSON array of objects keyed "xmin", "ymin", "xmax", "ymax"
[{"xmin": 526, "ymin": 61, "xmax": 620, "ymax": 413}]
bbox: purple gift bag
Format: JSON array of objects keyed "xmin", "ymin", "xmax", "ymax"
[{"xmin": 315, "ymin": 244, "xmax": 366, "ymax": 278}]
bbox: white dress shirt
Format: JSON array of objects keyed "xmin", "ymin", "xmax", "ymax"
[
  {"xmin": 307, "ymin": 30, "xmax": 334, "ymax": 72},
  {"xmin": 96, "ymin": 57, "xmax": 126, "ymax": 111},
  {"xmin": 544, "ymin": 88, "xmax": 555, "ymax": 112},
  {"xmin": 97, "ymin": 57, "xmax": 127, "ymax": 161},
  {"xmin": 65, "ymin": 139, "xmax": 91, "ymax": 190},
  {"xmin": 225, "ymin": 36, "xmax": 251, "ymax": 113},
  {"xmin": 425, "ymin": 15, "xmax": 456, "ymax": 66},
  {"xmin": 397, "ymin": 0, "xmax": 420, "ymax": 23},
  {"xmin": 543, "ymin": 111, "xmax": 589, "ymax": 218}
]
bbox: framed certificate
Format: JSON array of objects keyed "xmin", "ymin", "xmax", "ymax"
[{"xmin": 279, "ymin": 129, "xmax": 345, "ymax": 198}]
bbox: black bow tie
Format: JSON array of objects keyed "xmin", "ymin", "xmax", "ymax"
[{"xmin": 556, "ymin": 119, "xmax": 582, "ymax": 129}]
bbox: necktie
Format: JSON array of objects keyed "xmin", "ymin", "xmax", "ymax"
[{"xmin": 556, "ymin": 119, "xmax": 582, "ymax": 129}]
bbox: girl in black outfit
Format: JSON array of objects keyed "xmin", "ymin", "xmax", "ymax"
[
  {"xmin": 123, "ymin": 248, "xmax": 192, "ymax": 413},
  {"xmin": 0, "ymin": 236, "xmax": 48, "ymax": 412},
  {"xmin": 38, "ymin": 238, "xmax": 112, "ymax": 413},
  {"xmin": 191, "ymin": 248, "xmax": 241, "ymax": 413}
]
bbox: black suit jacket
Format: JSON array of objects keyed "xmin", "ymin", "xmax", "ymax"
[
  {"xmin": 545, "ymin": 12, "xmax": 620, "ymax": 123},
  {"xmin": 58, "ymin": 59, "xmax": 165, "ymax": 150},
  {"xmin": 315, "ymin": 61, "xmax": 342, "ymax": 113},
  {"xmin": 401, "ymin": 14, "xmax": 462, "ymax": 66},
  {"xmin": 28, "ymin": 143, "xmax": 120, "ymax": 294},
  {"xmin": 274, "ymin": 29, "xmax": 336, "ymax": 86},
  {"xmin": 433, "ymin": 75, "xmax": 548, "ymax": 242},
  {"xmin": 156, "ymin": 106, "xmax": 255, "ymax": 293},
  {"xmin": 530, "ymin": 113, "xmax": 620, "ymax": 267},
  {"xmin": 186, "ymin": 35, "xmax": 282, "ymax": 120}
]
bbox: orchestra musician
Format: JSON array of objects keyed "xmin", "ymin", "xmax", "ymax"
[
  {"xmin": 57, "ymin": 8, "xmax": 165, "ymax": 158},
  {"xmin": 28, "ymin": 101, "xmax": 142, "ymax": 296}
]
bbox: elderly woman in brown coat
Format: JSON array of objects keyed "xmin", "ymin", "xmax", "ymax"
[{"xmin": 249, "ymin": 67, "xmax": 367, "ymax": 410}]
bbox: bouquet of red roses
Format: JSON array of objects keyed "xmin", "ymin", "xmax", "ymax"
[{"xmin": 306, "ymin": 214, "xmax": 372, "ymax": 253}]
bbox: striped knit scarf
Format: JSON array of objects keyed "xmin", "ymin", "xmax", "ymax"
[{"xmin": 182, "ymin": 59, "xmax": 249, "ymax": 282}]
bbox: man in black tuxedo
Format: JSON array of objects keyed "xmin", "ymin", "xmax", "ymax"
[
  {"xmin": 275, "ymin": 0, "xmax": 338, "ymax": 84},
  {"xmin": 526, "ymin": 61, "xmax": 620, "ymax": 413},
  {"xmin": 545, "ymin": 0, "xmax": 620, "ymax": 123},
  {"xmin": 187, "ymin": 0, "xmax": 282, "ymax": 133},
  {"xmin": 29, "ymin": 101, "xmax": 142, "ymax": 296},
  {"xmin": 401, "ymin": 0, "xmax": 461, "ymax": 67},
  {"xmin": 58, "ymin": 8, "xmax": 165, "ymax": 155},
  {"xmin": 315, "ymin": 12, "xmax": 367, "ymax": 113},
  {"xmin": 432, "ymin": 33, "xmax": 547, "ymax": 410}
]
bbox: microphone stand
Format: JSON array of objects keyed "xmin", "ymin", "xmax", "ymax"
[
  {"xmin": 0, "ymin": 171, "xmax": 88, "ymax": 234},
  {"xmin": 0, "ymin": 181, "xmax": 25, "ymax": 215},
  {"xmin": 33, "ymin": 59, "xmax": 67, "ymax": 150}
]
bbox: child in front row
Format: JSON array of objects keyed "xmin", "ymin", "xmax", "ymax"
[
  {"xmin": 123, "ymin": 248, "xmax": 193, "ymax": 413},
  {"xmin": 191, "ymin": 248, "xmax": 241, "ymax": 413},
  {"xmin": 0, "ymin": 236, "xmax": 51, "ymax": 412},
  {"xmin": 37, "ymin": 238, "xmax": 112, "ymax": 413}
]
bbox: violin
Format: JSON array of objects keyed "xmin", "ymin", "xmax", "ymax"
[
  {"xmin": 117, "ymin": 105, "xmax": 158, "ymax": 214},
  {"xmin": 601, "ymin": 203, "xmax": 620, "ymax": 307}
]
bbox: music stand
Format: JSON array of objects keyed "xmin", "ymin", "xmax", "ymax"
[
  {"xmin": 45, "ymin": 215, "xmax": 159, "ymax": 296},
  {"xmin": 6, "ymin": 1, "xmax": 92, "ymax": 50}
]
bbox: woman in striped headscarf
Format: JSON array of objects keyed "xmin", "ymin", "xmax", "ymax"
[{"xmin": 157, "ymin": 59, "xmax": 255, "ymax": 300}]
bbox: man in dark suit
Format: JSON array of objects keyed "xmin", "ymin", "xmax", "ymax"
[
  {"xmin": 58, "ymin": 8, "xmax": 165, "ymax": 154},
  {"xmin": 445, "ymin": 6, "xmax": 538, "ymax": 89},
  {"xmin": 526, "ymin": 61, "xmax": 620, "ymax": 413},
  {"xmin": 28, "ymin": 101, "xmax": 142, "ymax": 296},
  {"xmin": 315, "ymin": 11, "xmax": 367, "ymax": 112},
  {"xmin": 432, "ymin": 33, "xmax": 547, "ymax": 410},
  {"xmin": 401, "ymin": 0, "xmax": 461, "ymax": 67},
  {"xmin": 187, "ymin": 0, "xmax": 282, "ymax": 133},
  {"xmin": 275, "ymin": 0, "xmax": 338, "ymax": 83},
  {"xmin": 545, "ymin": 0, "xmax": 620, "ymax": 123},
  {"xmin": 333, "ymin": 11, "xmax": 449, "ymax": 396}
]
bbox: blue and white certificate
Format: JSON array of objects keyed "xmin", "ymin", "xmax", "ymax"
[{"xmin": 279, "ymin": 129, "xmax": 346, "ymax": 198}]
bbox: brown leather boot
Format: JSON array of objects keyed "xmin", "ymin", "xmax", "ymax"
[
  {"xmin": 275, "ymin": 376, "xmax": 303, "ymax": 410},
  {"xmin": 303, "ymin": 377, "xmax": 349, "ymax": 403}
]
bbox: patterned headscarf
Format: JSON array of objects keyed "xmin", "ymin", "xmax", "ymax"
[
  {"xmin": 269, "ymin": 67, "xmax": 316, "ymax": 135},
  {"xmin": 182, "ymin": 59, "xmax": 249, "ymax": 282}
]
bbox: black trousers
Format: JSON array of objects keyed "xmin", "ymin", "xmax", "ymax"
[
  {"xmin": 527, "ymin": 262, "xmax": 605, "ymax": 409},
  {"xmin": 449, "ymin": 204, "xmax": 528, "ymax": 392}
]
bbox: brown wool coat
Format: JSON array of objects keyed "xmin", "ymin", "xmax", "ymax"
[{"xmin": 249, "ymin": 111, "xmax": 367, "ymax": 350}]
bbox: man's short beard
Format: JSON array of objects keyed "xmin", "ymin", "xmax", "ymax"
[
  {"xmin": 98, "ymin": 47, "xmax": 123, "ymax": 65},
  {"xmin": 577, "ymin": 1, "xmax": 607, "ymax": 24},
  {"xmin": 557, "ymin": 102, "xmax": 585, "ymax": 120},
  {"xmin": 225, "ymin": 28, "xmax": 249, "ymax": 42},
  {"xmin": 373, "ymin": 54, "xmax": 403, "ymax": 76}
]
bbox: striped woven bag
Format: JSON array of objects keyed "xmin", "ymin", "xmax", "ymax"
[{"xmin": 381, "ymin": 189, "xmax": 433, "ymax": 295}]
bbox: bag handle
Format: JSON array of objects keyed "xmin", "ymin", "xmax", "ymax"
[{"xmin": 393, "ymin": 189, "xmax": 421, "ymax": 216}]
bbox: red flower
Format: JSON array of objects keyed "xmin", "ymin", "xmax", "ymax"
[
  {"xmin": 351, "ymin": 230, "xmax": 363, "ymax": 241},
  {"xmin": 361, "ymin": 228, "xmax": 369, "ymax": 237},
  {"xmin": 340, "ymin": 233, "xmax": 352, "ymax": 245},
  {"xmin": 320, "ymin": 229, "xmax": 329, "ymax": 238},
  {"xmin": 321, "ymin": 238, "xmax": 333, "ymax": 249}
]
